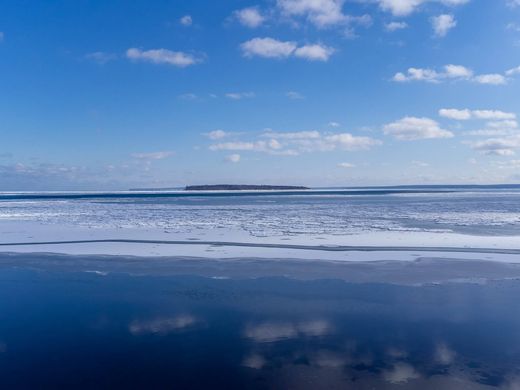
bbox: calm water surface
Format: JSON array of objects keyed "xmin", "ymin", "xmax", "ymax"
[{"xmin": 0, "ymin": 263, "xmax": 519, "ymax": 389}]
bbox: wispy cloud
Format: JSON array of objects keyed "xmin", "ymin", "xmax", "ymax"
[
  {"xmin": 225, "ymin": 92, "xmax": 255, "ymax": 100},
  {"xmin": 131, "ymin": 151, "xmax": 174, "ymax": 160},
  {"xmin": 85, "ymin": 51, "xmax": 117, "ymax": 64},
  {"xmin": 126, "ymin": 48, "xmax": 202, "ymax": 67}
]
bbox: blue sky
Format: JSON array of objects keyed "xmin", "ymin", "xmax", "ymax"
[{"xmin": 1, "ymin": 0, "xmax": 520, "ymax": 189}]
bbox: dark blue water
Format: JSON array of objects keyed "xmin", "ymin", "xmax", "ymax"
[{"xmin": 0, "ymin": 265, "xmax": 519, "ymax": 389}]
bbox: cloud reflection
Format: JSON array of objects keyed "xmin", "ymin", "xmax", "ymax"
[
  {"xmin": 129, "ymin": 314, "xmax": 198, "ymax": 335},
  {"xmin": 244, "ymin": 319, "xmax": 332, "ymax": 343},
  {"xmin": 383, "ymin": 362, "xmax": 420, "ymax": 384}
]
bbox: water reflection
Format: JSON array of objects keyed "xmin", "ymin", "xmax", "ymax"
[
  {"xmin": 129, "ymin": 314, "xmax": 199, "ymax": 335},
  {"xmin": 0, "ymin": 269, "xmax": 519, "ymax": 389}
]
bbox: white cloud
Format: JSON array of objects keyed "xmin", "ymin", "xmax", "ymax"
[
  {"xmin": 209, "ymin": 141, "xmax": 266, "ymax": 151},
  {"xmin": 241, "ymin": 37, "xmax": 334, "ymax": 61},
  {"xmin": 473, "ymin": 73, "xmax": 507, "ymax": 85},
  {"xmin": 506, "ymin": 65, "xmax": 520, "ymax": 76},
  {"xmin": 338, "ymin": 162, "xmax": 355, "ymax": 168},
  {"xmin": 488, "ymin": 120, "xmax": 518, "ymax": 129},
  {"xmin": 206, "ymin": 130, "xmax": 231, "ymax": 140},
  {"xmin": 444, "ymin": 64, "xmax": 473, "ymax": 78},
  {"xmin": 393, "ymin": 67, "xmax": 441, "ymax": 83},
  {"xmin": 439, "ymin": 108, "xmax": 472, "ymax": 120},
  {"xmin": 378, "ymin": 0, "xmax": 424, "ymax": 16},
  {"xmin": 472, "ymin": 110, "xmax": 516, "ymax": 120},
  {"xmin": 286, "ymin": 91, "xmax": 305, "ymax": 99},
  {"xmin": 393, "ymin": 65, "xmax": 508, "ymax": 85},
  {"xmin": 439, "ymin": 108, "xmax": 517, "ymax": 121},
  {"xmin": 240, "ymin": 37, "xmax": 297, "ymax": 58},
  {"xmin": 384, "ymin": 116, "xmax": 454, "ymax": 140},
  {"xmin": 328, "ymin": 121, "xmax": 340, "ymax": 127},
  {"xmin": 385, "ymin": 21, "xmax": 408, "ymax": 31},
  {"xmin": 277, "ymin": 0, "xmax": 347, "ymax": 27},
  {"xmin": 211, "ymin": 130, "xmax": 380, "ymax": 155},
  {"xmin": 412, "ymin": 160, "xmax": 430, "ymax": 167},
  {"xmin": 225, "ymin": 92, "xmax": 255, "ymax": 100},
  {"xmin": 85, "ymin": 51, "xmax": 116, "ymax": 64},
  {"xmin": 264, "ymin": 130, "xmax": 321, "ymax": 139},
  {"xmin": 431, "ymin": 14, "xmax": 457, "ymax": 37},
  {"xmin": 294, "ymin": 44, "xmax": 335, "ymax": 61},
  {"xmin": 234, "ymin": 7, "xmax": 265, "ymax": 28},
  {"xmin": 324, "ymin": 133, "xmax": 381, "ymax": 150},
  {"xmin": 126, "ymin": 48, "xmax": 200, "ymax": 67},
  {"xmin": 225, "ymin": 154, "xmax": 241, "ymax": 163},
  {"xmin": 180, "ymin": 15, "xmax": 192, "ymax": 26},
  {"xmin": 507, "ymin": 0, "xmax": 520, "ymax": 7},
  {"xmin": 377, "ymin": 0, "xmax": 469, "ymax": 17},
  {"xmin": 470, "ymin": 135, "xmax": 520, "ymax": 155},
  {"xmin": 131, "ymin": 151, "xmax": 174, "ymax": 160}
]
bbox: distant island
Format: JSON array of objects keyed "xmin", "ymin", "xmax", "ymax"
[{"xmin": 185, "ymin": 185, "xmax": 309, "ymax": 191}]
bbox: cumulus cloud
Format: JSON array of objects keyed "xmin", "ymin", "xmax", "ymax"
[
  {"xmin": 377, "ymin": 0, "xmax": 469, "ymax": 17},
  {"xmin": 211, "ymin": 130, "xmax": 380, "ymax": 155},
  {"xmin": 126, "ymin": 48, "xmax": 201, "ymax": 67},
  {"xmin": 233, "ymin": 7, "xmax": 265, "ymax": 28},
  {"xmin": 431, "ymin": 14, "xmax": 457, "ymax": 37},
  {"xmin": 277, "ymin": 0, "xmax": 348, "ymax": 27},
  {"xmin": 394, "ymin": 64, "xmax": 509, "ymax": 85},
  {"xmin": 470, "ymin": 135, "xmax": 520, "ymax": 156},
  {"xmin": 294, "ymin": 44, "xmax": 335, "ymax": 61},
  {"xmin": 206, "ymin": 130, "xmax": 231, "ymax": 140},
  {"xmin": 473, "ymin": 73, "xmax": 507, "ymax": 85},
  {"xmin": 384, "ymin": 117, "xmax": 454, "ymax": 140},
  {"xmin": 439, "ymin": 108, "xmax": 472, "ymax": 120},
  {"xmin": 240, "ymin": 37, "xmax": 334, "ymax": 61},
  {"xmin": 225, "ymin": 154, "xmax": 241, "ymax": 163},
  {"xmin": 385, "ymin": 21, "xmax": 408, "ymax": 31},
  {"xmin": 444, "ymin": 64, "xmax": 473, "ymax": 78},
  {"xmin": 131, "ymin": 151, "xmax": 174, "ymax": 160},
  {"xmin": 241, "ymin": 37, "xmax": 296, "ymax": 58},
  {"xmin": 180, "ymin": 15, "xmax": 193, "ymax": 26},
  {"xmin": 439, "ymin": 108, "xmax": 516, "ymax": 120}
]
